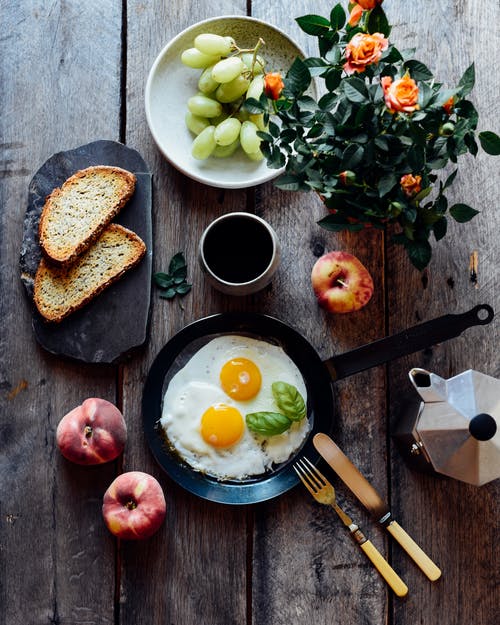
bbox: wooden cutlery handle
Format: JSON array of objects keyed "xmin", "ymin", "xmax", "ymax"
[
  {"xmin": 386, "ymin": 520, "xmax": 441, "ymax": 581},
  {"xmin": 359, "ymin": 540, "xmax": 409, "ymax": 597}
]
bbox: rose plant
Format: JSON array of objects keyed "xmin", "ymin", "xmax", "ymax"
[{"xmin": 245, "ymin": 1, "xmax": 500, "ymax": 269}]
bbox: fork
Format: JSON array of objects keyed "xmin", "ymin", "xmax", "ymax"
[{"xmin": 294, "ymin": 457, "xmax": 409, "ymax": 597}]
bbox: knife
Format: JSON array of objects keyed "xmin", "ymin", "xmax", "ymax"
[{"xmin": 313, "ymin": 433, "xmax": 442, "ymax": 581}]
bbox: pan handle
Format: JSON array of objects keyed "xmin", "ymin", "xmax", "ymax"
[{"xmin": 325, "ymin": 304, "xmax": 494, "ymax": 381}]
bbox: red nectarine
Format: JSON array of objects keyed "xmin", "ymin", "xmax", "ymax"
[
  {"xmin": 102, "ymin": 471, "xmax": 166, "ymax": 540},
  {"xmin": 56, "ymin": 398, "xmax": 127, "ymax": 465}
]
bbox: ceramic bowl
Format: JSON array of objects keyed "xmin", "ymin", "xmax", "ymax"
[{"xmin": 145, "ymin": 16, "xmax": 305, "ymax": 189}]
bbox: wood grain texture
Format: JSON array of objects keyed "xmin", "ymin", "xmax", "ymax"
[
  {"xmin": 250, "ymin": 2, "xmax": 388, "ymax": 624},
  {"xmin": 1, "ymin": 1, "xmax": 498, "ymax": 624},
  {"xmin": 384, "ymin": 2, "xmax": 500, "ymax": 625},
  {"xmin": 121, "ymin": 3, "xmax": 249, "ymax": 625},
  {"xmin": 0, "ymin": 2, "xmax": 122, "ymax": 623}
]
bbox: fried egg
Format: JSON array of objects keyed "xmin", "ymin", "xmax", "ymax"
[{"xmin": 160, "ymin": 335, "xmax": 309, "ymax": 480}]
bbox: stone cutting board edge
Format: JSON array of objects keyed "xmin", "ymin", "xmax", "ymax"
[{"xmin": 20, "ymin": 140, "xmax": 153, "ymax": 364}]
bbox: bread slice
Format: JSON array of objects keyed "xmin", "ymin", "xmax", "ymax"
[
  {"xmin": 34, "ymin": 224, "xmax": 146, "ymax": 323},
  {"xmin": 38, "ymin": 165, "xmax": 136, "ymax": 265}
]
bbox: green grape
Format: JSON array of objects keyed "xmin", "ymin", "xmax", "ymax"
[
  {"xmin": 198, "ymin": 65, "xmax": 220, "ymax": 94},
  {"xmin": 191, "ymin": 125, "xmax": 216, "ymax": 159},
  {"xmin": 246, "ymin": 75, "xmax": 264, "ymax": 101},
  {"xmin": 181, "ymin": 47, "xmax": 220, "ymax": 69},
  {"xmin": 213, "ymin": 139, "xmax": 240, "ymax": 158},
  {"xmin": 249, "ymin": 113, "xmax": 267, "ymax": 131},
  {"xmin": 211, "ymin": 56, "xmax": 244, "ymax": 84},
  {"xmin": 185, "ymin": 111, "xmax": 210, "ymax": 135},
  {"xmin": 194, "ymin": 33, "xmax": 235, "ymax": 57},
  {"xmin": 214, "ymin": 117, "xmax": 241, "ymax": 146},
  {"xmin": 240, "ymin": 53, "xmax": 265, "ymax": 74},
  {"xmin": 187, "ymin": 94, "xmax": 223, "ymax": 118},
  {"xmin": 246, "ymin": 149, "xmax": 264, "ymax": 161},
  {"xmin": 240, "ymin": 120, "xmax": 261, "ymax": 154},
  {"xmin": 215, "ymin": 75, "xmax": 250, "ymax": 103}
]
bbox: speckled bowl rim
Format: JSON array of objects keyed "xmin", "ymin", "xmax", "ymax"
[{"xmin": 145, "ymin": 16, "xmax": 307, "ymax": 189}]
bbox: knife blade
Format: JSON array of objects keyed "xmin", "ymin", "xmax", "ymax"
[{"xmin": 313, "ymin": 432, "xmax": 441, "ymax": 581}]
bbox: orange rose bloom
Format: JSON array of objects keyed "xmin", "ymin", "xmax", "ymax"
[
  {"xmin": 344, "ymin": 33, "xmax": 389, "ymax": 75},
  {"xmin": 348, "ymin": 4, "xmax": 364, "ymax": 26},
  {"xmin": 355, "ymin": 0, "xmax": 383, "ymax": 9},
  {"xmin": 443, "ymin": 96, "xmax": 454, "ymax": 115},
  {"xmin": 381, "ymin": 74, "xmax": 420, "ymax": 113},
  {"xmin": 264, "ymin": 72, "xmax": 284, "ymax": 100},
  {"xmin": 400, "ymin": 174, "xmax": 422, "ymax": 197}
]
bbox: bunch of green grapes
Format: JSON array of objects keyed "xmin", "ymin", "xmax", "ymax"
[{"xmin": 181, "ymin": 33, "xmax": 268, "ymax": 161}]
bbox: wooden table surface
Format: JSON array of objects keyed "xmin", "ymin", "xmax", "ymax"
[{"xmin": 1, "ymin": 1, "xmax": 499, "ymax": 624}]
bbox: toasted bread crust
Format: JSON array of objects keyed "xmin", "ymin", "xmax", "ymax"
[
  {"xmin": 38, "ymin": 166, "xmax": 136, "ymax": 266},
  {"xmin": 34, "ymin": 224, "xmax": 146, "ymax": 323}
]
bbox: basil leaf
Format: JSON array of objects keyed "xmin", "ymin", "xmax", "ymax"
[
  {"xmin": 271, "ymin": 382, "xmax": 306, "ymax": 421},
  {"xmin": 246, "ymin": 412, "xmax": 292, "ymax": 436}
]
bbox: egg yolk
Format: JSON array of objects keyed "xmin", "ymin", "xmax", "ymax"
[
  {"xmin": 220, "ymin": 358, "xmax": 262, "ymax": 400},
  {"xmin": 200, "ymin": 403, "xmax": 244, "ymax": 448}
]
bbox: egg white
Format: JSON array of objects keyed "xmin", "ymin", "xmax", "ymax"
[{"xmin": 160, "ymin": 335, "xmax": 310, "ymax": 480}]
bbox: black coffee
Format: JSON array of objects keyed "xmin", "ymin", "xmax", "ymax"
[{"xmin": 202, "ymin": 215, "xmax": 274, "ymax": 283}]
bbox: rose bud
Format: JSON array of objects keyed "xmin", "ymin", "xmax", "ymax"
[
  {"xmin": 442, "ymin": 96, "xmax": 455, "ymax": 115},
  {"xmin": 439, "ymin": 122, "xmax": 455, "ymax": 136},
  {"xmin": 339, "ymin": 170, "xmax": 356, "ymax": 185},
  {"xmin": 348, "ymin": 4, "xmax": 364, "ymax": 26},
  {"xmin": 264, "ymin": 72, "xmax": 284, "ymax": 100},
  {"xmin": 355, "ymin": 0, "xmax": 383, "ymax": 9}
]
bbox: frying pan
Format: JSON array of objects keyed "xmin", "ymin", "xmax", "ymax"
[{"xmin": 142, "ymin": 304, "xmax": 493, "ymax": 505}]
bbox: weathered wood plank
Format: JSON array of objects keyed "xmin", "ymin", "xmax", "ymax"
[
  {"xmin": 249, "ymin": 2, "xmax": 389, "ymax": 624},
  {"xmin": 0, "ymin": 2, "xmax": 123, "ymax": 623},
  {"xmin": 385, "ymin": 1, "xmax": 500, "ymax": 624},
  {"xmin": 121, "ymin": 3, "xmax": 250, "ymax": 625}
]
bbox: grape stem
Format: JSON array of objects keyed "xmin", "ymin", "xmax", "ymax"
[{"xmin": 235, "ymin": 37, "xmax": 266, "ymax": 75}]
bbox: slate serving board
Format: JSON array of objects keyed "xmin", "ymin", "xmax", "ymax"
[{"xmin": 20, "ymin": 140, "xmax": 153, "ymax": 363}]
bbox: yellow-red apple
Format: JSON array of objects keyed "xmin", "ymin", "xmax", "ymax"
[
  {"xmin": 56, "ymin": 398, "xmax": 127, "ymax": 465},
  {"xmin": 311, "ymin": 251, "xmax": 374, "ymax": 313},
  {"xmin": 102, "ymin": 471, "xmax": 166, "ymax": 540}
]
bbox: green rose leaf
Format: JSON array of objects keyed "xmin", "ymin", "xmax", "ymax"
[
  {"xmin": 168, "ymin": 252, "xmax": 186, "ymax": 276},
  {"xmin": 478, "ymin": 131, "xmax": 500, "ymax": 155},
  {"xmin": 449, "ymin": 203, "xmax": 480, "ymax": 223},
  {"xmin": 443, "ymin": 169, "xmax": 458, "ymax": 191},
  {"xmin": 175, "ymin": 282, "xmax": 192, "ymax": 296},
  {"xmin": 329, "ymin": 4, "xmax": 346, "ymax": 31},
  {"xmin": 378, "ymin": 172, "xmax": 398, "ymax": 197},
  {"xmin": 458, "ymin": 63, "xmax": 475, "ymax": 97},
  {"xmin": 275, "ymin": 173, "xmax": 304, "ymax": 191},
  {"xmin": 406, "ymin": 239, "xmax": 432, "ymax": 271},
  {"xmin": 244, "ymin": 97, "xmax": 266, "ymax": 114},
  {"xmin": 285, "ymin": 57, "xmax": 311, "ymax": 95},
  {"xmin": 403, "ymin": 60, "xmax": 433, "ymax": 81},
  {"xmin": 246, "ymin": 412, "xmax": 292, "ymax": 436},
  {"xmin": 271, "ymin": 382, "xmax": 307, "ymax": 421},
  {"xmin": 344, "ymin": 77, "xmax": 369, "ymax": 103},
  {"xmin": 153, "ymin": 272, "xmax": 174, "ymax": 289},
  {"xmin": 159, "ymin": 287, "xmax": 177, "ymax": 300},
  {"xmin": 296, "ymin": 14, "xmax": 331, "ymax": 36},
  {"xmin": 433, "ymin": 216, "xmax": 447, "ymax": 241},
  {"xmin": 367, "ymin": 6, "xmax": 391, "ymax": 37}
]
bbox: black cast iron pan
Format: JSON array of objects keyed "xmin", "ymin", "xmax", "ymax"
[{"xmin": 142, "ymin": 304, "xmax": 493, "ymax": 505}]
